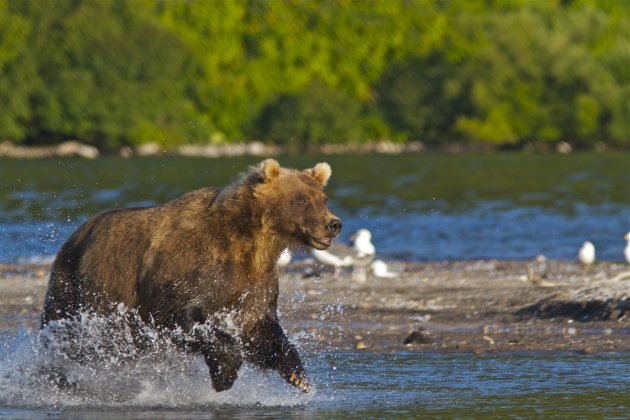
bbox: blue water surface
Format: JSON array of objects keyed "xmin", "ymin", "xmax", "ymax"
[{"xmin": 1, "ymin": 153, "xmax": 629, "ymax": 263}]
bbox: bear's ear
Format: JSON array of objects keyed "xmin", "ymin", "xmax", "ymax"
[
  {"xmin": 304, "ymin": 162, "xmax": 331, "ymax": 187},
  {"xmin": 259, "ymin": 158, "xmax": 281, "ymax": 182}
]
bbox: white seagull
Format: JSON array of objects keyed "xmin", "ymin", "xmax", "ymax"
[
  {"xmin": 312, "ymin": 228, "xmax": 376, "ymax": 278},
  {"xmin": 352, "ymin": 229, "xmax": 376, "ymax": 258},
  {"xmin": 578, "ymin": 241, "xmax": 595, "ymax": 266},
  {"xmin": 624, "ymin": 232, "xmax": 630, "ymax": 264},
  {"xmin": 312, "ymin": 244, "xmax": 354, "ymax": 278},
  {"xmin": 277, "ymin": 248, "xmax": 292, "ymax": 268},
  {"xmin": 370, "ymin": 260, "xmax": 398, "ymax": 279}
]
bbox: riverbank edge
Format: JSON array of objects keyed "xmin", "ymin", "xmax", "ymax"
[
  {"xmin": 1, "ymin": 139, "xmax": 619, "ymax": 160},
  {"xmin": 1, "ymin": 260, "xmax": 629, "ymax": 355}
]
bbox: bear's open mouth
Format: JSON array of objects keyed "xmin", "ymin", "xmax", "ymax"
[{"xmin": 311, "ymin": 236, "xmax": 334, "ymax": 249}]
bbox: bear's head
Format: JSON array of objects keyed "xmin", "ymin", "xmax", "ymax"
[{"xmin": 253, "ymin": 158, "xmax": 342, "ymax": 250}]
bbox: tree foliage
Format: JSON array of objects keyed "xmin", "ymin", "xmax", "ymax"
[
  {"xmin": 0, "ymin": 0, "xmax": 627, "ymax": 150},
  {"xmin": 251, "ymin": 80, "xmax": 369, "ymax": 150}
]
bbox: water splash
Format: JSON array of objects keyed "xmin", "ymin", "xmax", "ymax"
[{"xmin": 0, "ymin": 308, "xmax": 314, "ymax": 409}]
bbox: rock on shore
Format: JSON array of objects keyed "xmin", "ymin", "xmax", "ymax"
[
  {"xmin": 516, "ymin": 273, "xmax": 630, "ymax": 321},
  {"xmin": 0, "ymin": 141, "xmax": 99, "ymax": 159}
]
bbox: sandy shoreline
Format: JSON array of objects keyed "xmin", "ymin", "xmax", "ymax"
[{"xmin": 1, "ymin": 260, "xmax": 629, "ymax": 354}]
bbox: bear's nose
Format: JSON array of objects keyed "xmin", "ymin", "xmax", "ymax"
[{"xmin": 326, "ymin": 218, "xmax": 342, "ymax": 236}]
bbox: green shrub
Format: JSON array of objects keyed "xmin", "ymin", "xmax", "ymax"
[
  {"xmin": 250, "ymin": 82, "xmax": 368, "ymax": 150},
  {"xmin": 375, "ymin": 54, "xmax": 470, "ymax": 144}
]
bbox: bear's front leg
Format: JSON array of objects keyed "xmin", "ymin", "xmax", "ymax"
[{"xmin": 242, "ymin": 317, "xmax": 311, "ymax": 392}]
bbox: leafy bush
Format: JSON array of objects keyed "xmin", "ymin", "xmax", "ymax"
[
  {"xmin": 375, "ymin": 54, "xmax": 470, "ymax": 144},
  {"xmin": 6, "ymin": 0, "xmax": 207, "ymax": 150},
  {"xmin": 250, "ymin": 82, "xmax": 368, "ymax": 150}
]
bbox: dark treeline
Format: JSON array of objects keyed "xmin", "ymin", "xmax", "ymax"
[{"xmin": 0, "ymin": 0, "xmax": 628, "ymax": 151}]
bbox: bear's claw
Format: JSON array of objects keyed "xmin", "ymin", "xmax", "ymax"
[{"xmin": 288, "ymin": 372, "xmax": 312, "ymax": 393}]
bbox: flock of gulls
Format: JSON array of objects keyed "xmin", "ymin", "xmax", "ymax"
[
  {"xmin": 277, "ymin": 230, "xmax": 630, "ymax": 282},
  {"xmin": 277, "ymin": 228, "xmax": 399, "ymax": 281}
]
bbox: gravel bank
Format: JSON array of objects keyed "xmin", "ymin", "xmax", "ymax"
[{"xmin": 1, "ymin": 260, "xmax": 629, "ymax": 354}]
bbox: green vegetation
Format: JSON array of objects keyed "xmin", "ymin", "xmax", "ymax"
[{"xmin": 0, "ymin": 0, "xmax": 628, "ymax": 151}]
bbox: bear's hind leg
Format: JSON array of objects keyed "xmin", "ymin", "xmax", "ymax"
[
  {"xmin": 201, "ymin": 328, "xmax": 243, "ymax": 392},
  {"xmin": 172, "ymin": 310, "xmax": 244, "ymax": 392}
]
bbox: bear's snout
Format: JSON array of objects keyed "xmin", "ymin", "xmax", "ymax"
[{"xmin": 326, "ymin": 218, "xmax": 342, "ymax": 237}]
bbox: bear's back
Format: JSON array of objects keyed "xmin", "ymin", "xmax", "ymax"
[{"xmin": 50, "ymin": 188, "xmax": 220, "ymax": 311}]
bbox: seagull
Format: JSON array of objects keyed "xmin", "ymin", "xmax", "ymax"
[
  {"xmin": 370, "ymin": 260, "xmax": 398, "ymax": 279},
  {"xmin": 312, "ymin": 244, "xmax": 354, "ymax": 278},
  {"xmin": 277, "ymin": 248, "xmax": 292, "ymax": 268},
  {"xmin": 312, "ymin": 228, "xmax": 376, "ymax": 278},
  {"xmin": 352, "ymin": 229, "xmax": 376, "ymax": 258},
  {"xmin": 578, "ymin": 241, "xmax": 595, "ymax": 266},
  {"xmin": 624, "ymin": 232, "xmax": 630, "ymax": 264}
]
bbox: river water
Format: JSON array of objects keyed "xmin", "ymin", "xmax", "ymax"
[
  {"xmin": 1, "ymin": 325, "xmax": 629, "ymax": 418},
  {"xmin": 1, "ymin": 152, "xmax": 629, "ymax": 263},
  {"xmin": 1, "ymin": 153, "xmax": 630, "ymax": 417}
]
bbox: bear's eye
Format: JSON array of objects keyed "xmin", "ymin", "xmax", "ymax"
[{"xmin": 297, "ymin": 196, "xmax": 308, "ymax": 206}]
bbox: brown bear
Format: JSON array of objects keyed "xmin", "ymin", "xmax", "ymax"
[{"xmin": 40, "ymin": 159, "xmax": 341, "ymax": 392}]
